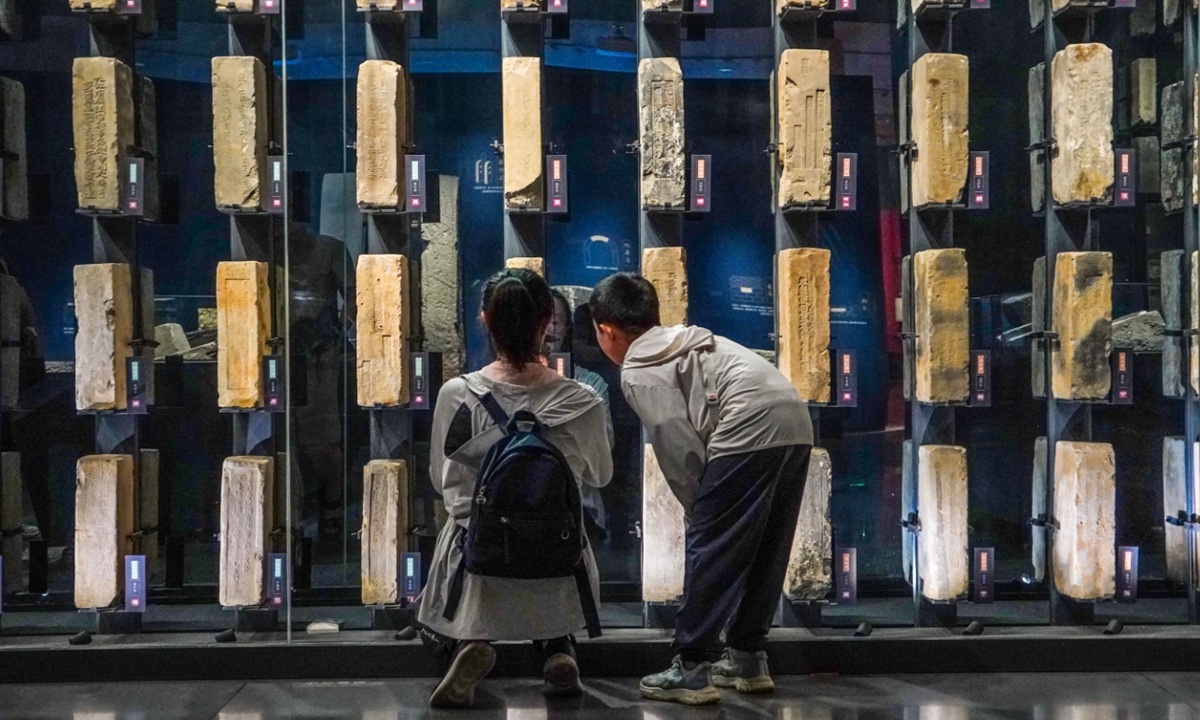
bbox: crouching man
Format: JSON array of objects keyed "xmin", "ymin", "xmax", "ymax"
[{"xmin": 590, "ymin": 272, "xmax": 813, "ymax": 705}]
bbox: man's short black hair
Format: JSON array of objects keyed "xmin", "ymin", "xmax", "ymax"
[{"xmin": 589, "ymin": 273, "xmax": 660, "ymax": 335}]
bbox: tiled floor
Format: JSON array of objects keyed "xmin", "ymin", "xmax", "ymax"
[{"xmin": 5, "ymin": 672, "xmax": 1200, "ymax": 719}]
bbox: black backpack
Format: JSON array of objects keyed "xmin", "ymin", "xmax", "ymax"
[{"xmin": 442, "ymin": 390, "xmax": 601, "ymax": 638}]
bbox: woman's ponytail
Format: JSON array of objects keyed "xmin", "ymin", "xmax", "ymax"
[{"xmin": 481, "ymin": 268, "xmax": 553, "ymax": 369}]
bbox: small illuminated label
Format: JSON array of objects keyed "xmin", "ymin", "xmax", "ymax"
[
  {"xmin": 130, "ymin": 163, "xmax": 138, "ymax": 183},
  {"xmin": 407, "ymin": 557, "xmax": 415, "ymax": 575},
  {"xmin": 275, "ymin": 558, "xmax": 283, "ymax": 577},
  {"xmin": 131, "ymin": 560, "xmax": 139, "ymax": 581},
  {"xmin": 843, "ymin": 157, "xmax": 852, "ymax": 177},
  {"xmin": 843, "ymin": 355, "xmax": 851, "ymax": 374},
  {"xmin": 273, "ymin": 161, "xmax": 281, "ymax": 182},
  {"xmin": 415, "ymin": 356, "xmax": 424, "ymax": 376},
  {"xmin": 975, "ymin": 156, "xmax": 983, "ymax": 175},
  {"xmin": 1124, "ymin": 550, "xmax": 1133, "ymax": 571},
  {"xmin": 556, "ymin": 358, "xmax": 565, "ymax": 376},
  {"xmin": 269, "ymin": 359, "xmax": 277, "ymax": 379},
  {"xmin": 980, "ymin": 552, "xmax": 988, "ymax": 572},
  {"xmin": 1119, "ymin": 353, "xmax": 1127, "ymax": 372},
  {"xmin": 697, "ymin": 159, "xmax": 706, "ymax": 180},
  {"xmin": 553, "ymin": 160, "xmax": 562, "ymax": 181},
  {"xmin": 1122, "ymin": 155, "xmax": 1130, "ymax": 174},
  {"xmin": 411, "ymin": 160, "xmax": 419, "ymax": 180}
]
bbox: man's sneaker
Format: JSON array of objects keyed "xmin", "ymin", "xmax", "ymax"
[
  {"xmin": 711, "ymin": 648, "xmax": 775, "ymax": 694},
  {"xmin": 639, "ymin": 656, "xmax": 721, "ymax": 705},
  {"xmin": 429, "ymin": 641, "xmax": 496, "ymax": 708},
  {"xmin": 543, "ymin": 652, "xmax": 584, "ymax": 696}
]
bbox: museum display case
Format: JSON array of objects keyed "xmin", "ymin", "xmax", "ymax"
[{"xmin": 0, "ymin": 0, "xmax": 1194, "ymax": 657}]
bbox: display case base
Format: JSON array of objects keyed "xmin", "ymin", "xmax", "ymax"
[
  {"xmin": 95, "ymin": 609, "xmax": 142, "ymax": 635},
  {"xmin": 231, "ymin": 607, "xmax": 278, "ymax": 633},
  {"xmin": 780, "ymin": 600, "xmax": 823, "ymax": 628},
  {"xmin": 643, "ymin": 602, "xmax": 678, "ymax": 629},
  {"xmin": 369, "ymin": 605, "xmax": 416, "ymax": 630},
  {"xmin": 917, "ymin": 598, "xmax": 957, "ymax": 628},
  {"xmin": 1052, "ymin": 596, "xmax": 1096, "ymax": 625}
]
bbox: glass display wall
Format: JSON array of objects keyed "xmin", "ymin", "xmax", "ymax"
[{"xmin": 0, "ymin": 0, "xmax": 1192, "ymax": 640}]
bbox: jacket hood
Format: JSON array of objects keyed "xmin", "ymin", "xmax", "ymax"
[
  {"xmin": 623, "ymin": 325, "xmax": 715, "ymax": 369},
  {"xmin": 461, "ymin": 373, "xmax": 604, "ymax": 429}
]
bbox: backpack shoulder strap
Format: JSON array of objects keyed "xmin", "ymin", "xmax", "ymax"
[
  {"xmin": 574, "ymin": 559, "xmax": 602, "ymax": 639},
  {"xmin": 467, "ymin": 387, "xmax": 510, "ymax": 430}
]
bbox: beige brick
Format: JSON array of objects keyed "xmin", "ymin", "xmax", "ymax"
[
  {"xmin": 0, "ymin": 275, "xmax": 19, "ymax": 409},
  {"xmin": 1051, "ymin": 44, "xmax": 1114, "ymax": 205},
  {"xmin": 356, "ymin": 61, "xmax": 408, "ymax": 209},
  {"xmin": 1, "ymin": 78, "xmax": 27, "ymax": 221},
  {"xmin": 643, "ymin": 247, "xmax": 687, "ymax": 327},
  {"xmin": 778, "ymin": 0, "xmax": 829, "ymax": 10},
  {"xmin": 1051, "ymin": 252, "xmax": 1112, "ymax": 400},
  {"xmin": 918, "ymin": 445, "xmax": 969, "ymax": 601},
  {"xmin": 1029, "ymin": 65, "xmax": 1046, "ymax": 212},
  {"xmin": 1162, "ymin": 437, "xmax": 1192, "ymax": 584},
  {"xmin": 1032, "ymin": 257, "xmax": 1047, "ymax": 398},
  {"xmin": 212, "ymin": 56, "xmax": 269, "ymax": 212},
  {"xmin": 639, "ymin": 58, "xmax": 686, "ymax": 210},
  {"xmin": 914, "ymin": 249, "xmax": 969, "ymax": 404},
  {"xmin": 217, "ymin": 261, "xmax": 271, "ymax": 409},
  {"xmin": 361, "ymin": 459, "xmax": 409, "ymax": 605},
  {"xmin": 777, "ymin": 50, "xmax": 831, "ymax": 208},
  {"xmin": 1032, "ymin": 436, "xmax": 1047, "ymax": 582},
  {"xmin": 1130, "ymin": 58, "xmax": 1157, "ymax": 126},
  {"xmin": 1162, "ymin": 81, "xmax": 1186, "ymax": 212},
  {"xmin": 356, "ymin": 254, "xmax": 410, "ymax": 407},
  {"xmin": 785, "ymin": 448, "xmax": 832, "ymax": 602},
  {"xmin": 1194, "ymin": 251, "xmax": 1200, "ymax": 394},
  {"xmin": 72, "ymin": 57, "xmax": 134, "ymax": 212},
  {"xmin": 1, "ymin": 452, "xmax": 20, "ymax": 593},
  {"xmin": 219, "ymin": 456, "xmax": 274, "ymax": 607},
  {"xmin": 74, "ymin": 264, "xmax": 134, "ymax": 412},
  {"xmin": 777, "ymin": 248, "xmax": 831, "ymax": 404},
  {"xmin": 139, "ymin": 449, "xmax": 159, "ymax": 567},
  {"xmin": 503, "ymin": 57, "xmax": 543, "ymax": 210},
  {"xmin": 911, "ymin": 54, "xmax": 969, "ymax": 208},
  {"xmin": 642, "ymin": 444, "xmax": 684, "ymax": 603},
  {"xmin": 423, "ymin": 175, "xmax": 465, "ymax": 381},
  {"xmin": 506, "ymin": 256, "xmax": 545, "ymax": 278},
  {"xmin": 0, "ymin": 0, "xmax": 18, "ymax": 38},
  {"xmin": 1053, "ymin": 441, "xmax": 1115, "ymax": 601},
  {"xmin": 74, "ymin": 454, "xmax": 134, "ymax": 609}
]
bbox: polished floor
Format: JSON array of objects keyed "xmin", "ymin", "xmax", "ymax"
[{"xmin": 5, "ymin": 672, "xmax": 1200, "ymax": 719}]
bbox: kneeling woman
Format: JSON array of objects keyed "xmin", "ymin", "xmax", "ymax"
[{"xmin": 418, "ymin": 268, "xmax": 614, "ymax": 707}]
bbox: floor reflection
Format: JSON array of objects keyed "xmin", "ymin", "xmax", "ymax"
[{"xmin": 4, "ymin": 673, "xmax": 1200, "ymax": 719}]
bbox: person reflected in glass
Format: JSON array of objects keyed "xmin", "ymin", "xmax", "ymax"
[
  {"xmin": 542, "ymin": 289, "xmax": 613, "ymax": 542},
  {"xmin": 418, "ymin": 269, "xmax": 613, "ymax": 707}
]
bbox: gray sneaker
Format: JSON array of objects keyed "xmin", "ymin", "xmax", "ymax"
[
  {"xmin": 429, "ymin": 641, "xmax": 496, "ymax": 708},
  {"xmin": 639, "ymin": 656, "xmax": 721, "ymax": 706},
  {"xmin": 711, "ymin": 648, "xmax": 775, "ymax": 694}
]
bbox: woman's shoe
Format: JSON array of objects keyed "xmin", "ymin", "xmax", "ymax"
[
  {"xmin": 429, "ymin": 641, "xmax": 496, "ymax": 708},
  {"xmin": 542, "ymin": 652, "xmax": 584, "ymax": 696}
]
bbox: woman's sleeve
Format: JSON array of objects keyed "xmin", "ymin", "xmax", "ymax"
[
  {"xmin": 578, "ymin": 403, "xmax": 614, "ymax": 489},
  {"xmin": 429, "ymin": 378, "xmax": 466, "ymax": 496}
]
